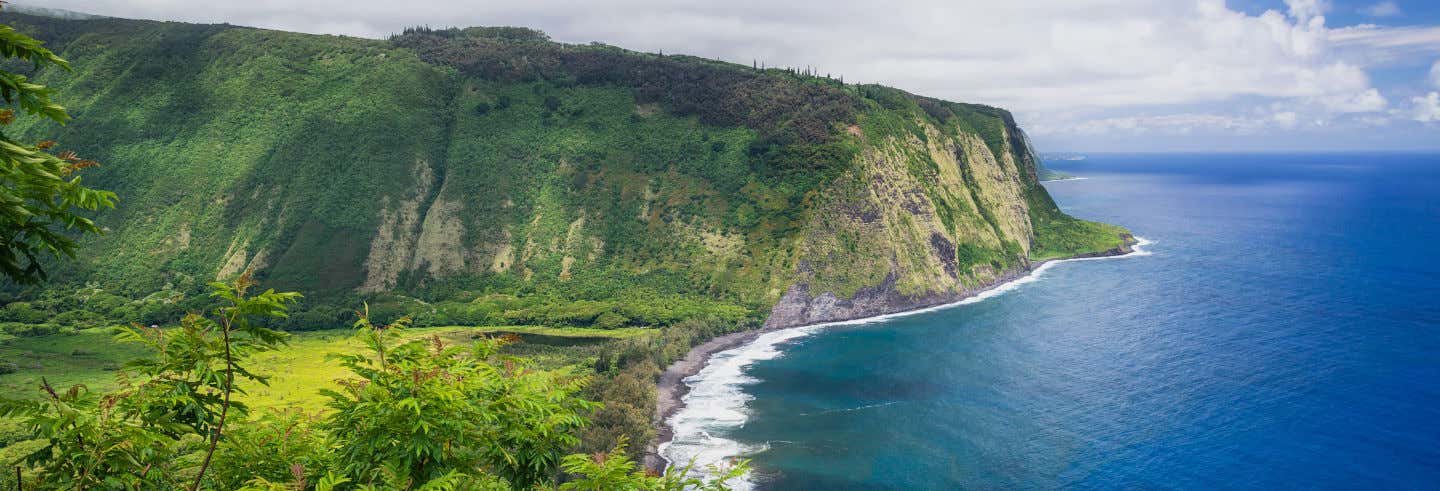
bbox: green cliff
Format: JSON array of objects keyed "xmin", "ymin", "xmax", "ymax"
[{"xmin": 0, "ymin": 13, "xmax": 1129, "ymax": 329}]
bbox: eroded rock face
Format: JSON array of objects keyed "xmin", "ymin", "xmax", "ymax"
[
  {"xmin": 360, "ymin": 161, "xmax": 436, "ymax": 292},
  {"xmin": 767, "ymin": 115, "xmax": 1039, "ymax": 327}
]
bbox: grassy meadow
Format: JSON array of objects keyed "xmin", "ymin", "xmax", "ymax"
[{"xmin": 2, "ymin": 324, "xmax": 656, "ymax": 412}]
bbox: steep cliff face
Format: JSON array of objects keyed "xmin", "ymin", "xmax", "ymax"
[
  {"xmin": 765, "ymin": 97, "xmax": 1130, "ymax": 328},
  {"xmin": 2, "ymin": 13, "xmax": 1128, "ymax": 323}
]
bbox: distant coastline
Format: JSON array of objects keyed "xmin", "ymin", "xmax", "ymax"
[
  {"xmin": 646, "ymin": 235, "xmax": 1148, "ymax": 473},
  {"xmin": 1038, "ymin": 168, "xmax": 1081, "ymax": 181},
  {"xmin": 1039, "ymin": 153, "xmax": 1086, "ymax": 181}
]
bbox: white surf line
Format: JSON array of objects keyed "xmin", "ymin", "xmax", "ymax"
[{"xmin": 658, "ymin": 237, "xmax": 1153, "ymax": 488}]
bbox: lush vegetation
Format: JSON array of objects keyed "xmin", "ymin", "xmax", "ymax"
[
  {"xmin": 0, "ymin": 278, "xmax": 749, "ymax": 489},
  {"xmin": 0, "ymin": 306, "xmax": 754, "ymax": 462},
  {"xmin": 0, "ymin": 20, "xmax": 114, "ymax": 284},
  {"xmin": 0, "ymin": 10, "xmax": 1132, "ymax": 490},
  {"xmin": 0, "ymin": 12, "xmax": 1126, "ymax": 321},
  {"xmin": 0, "ymin": 14, "xmax": 859, "ymax": 309},
  {"xmin": 1024, "ymin": 178, "xmax": 1131, "ymax": 261}
]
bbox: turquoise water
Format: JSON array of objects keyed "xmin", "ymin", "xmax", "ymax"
[{"xmin": 666, "ymin": 153, "xmax": 1440, "ymax": 489}]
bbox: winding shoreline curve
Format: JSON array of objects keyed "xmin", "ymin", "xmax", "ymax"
[{"xmin": 643, "ymin": 235, "xmax": 1150, "ymax": 473}]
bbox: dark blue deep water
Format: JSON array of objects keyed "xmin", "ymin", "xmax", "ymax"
[{"xmin": 732, "ymin": 153, "xmax": 1440, "ymax": 489}]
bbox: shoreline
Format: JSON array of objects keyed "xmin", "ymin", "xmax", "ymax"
[
  {"xmin": 644, "ymin": 326, "xmax": 778, "ymax": 470},
  {"xmin": 644, "ymin": 237, "xmax": 1145, "ymax": 471}
]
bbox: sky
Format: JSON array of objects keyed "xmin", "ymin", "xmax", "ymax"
[{"xmin": 21, "ymin": 0, "xmax": 1440, "ymax": 152}]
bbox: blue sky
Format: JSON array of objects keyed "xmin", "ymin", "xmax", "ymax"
[
  {"xmin": 1034, "ymin": 0, "xmax": 1440, "ymax": 151},
  {"xmin": 27, "ymin": 0, "xmax": 1440, "ymax": 152}
]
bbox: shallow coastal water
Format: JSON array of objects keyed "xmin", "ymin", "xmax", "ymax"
[{"xmin": 663, "ymin": 153, "xmax": 1440, "ymax": 489}]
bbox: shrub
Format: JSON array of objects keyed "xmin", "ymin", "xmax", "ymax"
[
  {"xmin": 138, "ymin": 301, "xmax": 185, "ymax": 326},
  {"xmin": 54, "ymin": 309, "xmax": 105, "ymax": 328},
  {"xmin": 323, "ymin": 312, "xmax": 596, "ymax": 487},
  {"xmin": 208, "ymin": 410, "xmax": 335, "ymax": 490},
  {"xmin": 0, "ymin": 276, "xmax": 300, "ymax": 490},
  {"xmin": 0, "ymin": 322, "xmax": 61, "ymax": 337},
  {"xmin": 0, "ymin": 302, "xmax": 50, "ymax": 324},
  {"xmin": 593, "ymin": 311, "xmax": 629, "ymax": 329}
]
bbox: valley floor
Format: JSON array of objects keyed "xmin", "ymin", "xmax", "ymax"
[{"xmin": 0, "ymin": 325, "xmax": 651, "ymax": 411}]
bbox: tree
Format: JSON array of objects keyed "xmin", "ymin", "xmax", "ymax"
[
  {"xmin": 0, "ymin": 276, "xmax": 751, "ymax": 490},
  {"xmin": 0, "ymin": 17, "xmax": 116, "ymax": 284},
  {"xmin": 0, "ymin": 274, "xmax": 299, "ymax": 490},
  {"xmin": 323, "ymin": 309, "xmax": 596, "ymax": 488}
]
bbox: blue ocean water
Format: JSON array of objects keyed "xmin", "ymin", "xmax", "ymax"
[{"xmin": 674, "ymin": 153, "xmax": 1440, "ymax": 489}]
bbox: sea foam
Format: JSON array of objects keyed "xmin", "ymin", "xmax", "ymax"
[{"xmin": 658, "ymin": 237, "xmax": 1153, "ymax": 488}]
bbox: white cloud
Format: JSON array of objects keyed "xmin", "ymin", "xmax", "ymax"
[
  {"xmin": 1273, "ymin": 111, "xmax": 1300, "ymax": 128},
  {"xmin": 1412, "ymin": 92, "xmax": 1440, "ymax": 122},
  {"xmin": 1328, "ymin": 24, "xmax": 1440, "ymax": 67},
  {"xmin": 1287, "ymin": 0, "xmax": 1330, "ymax": 24},
  {"xmin": 1360, "ymin": 1, "xmax": 1401, "ymax": 18},
  {"xmin": 1330, "ymin": 24, "xmax": 1440, "ymax": 54},
  {"xmin": 1029, "ymin": 111, "xmax": 1293, "ymax": 137},
  {"xmin": 1029, "ymin": 94, "xmax": 1396, "ymax": 137},
  {"xmin": 1311, "ymin": 87, "xmax": 1388, "ymax": 113},
  {"xmin": 1354, "ymin": 114, "xmax": 1393, "ymax": 126}
]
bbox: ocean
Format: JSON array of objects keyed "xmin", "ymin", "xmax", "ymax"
[{"xmin": 660, "ymin": 153, "xmax": 1440, "ymax": 489}]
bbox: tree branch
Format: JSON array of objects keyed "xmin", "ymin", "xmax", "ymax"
[{"xmin": 189, "ymin": 312, "xmax": 235, "ymax": 491}]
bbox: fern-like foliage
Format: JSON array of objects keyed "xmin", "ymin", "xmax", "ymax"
[{"xmin": 0, "ymin": 14, "xmax": 115, "ymax": 284}]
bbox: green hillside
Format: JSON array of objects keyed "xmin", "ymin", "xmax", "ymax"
[
  {"xmin": 0, "ymin": 12, "xmax": 1135, "ymax": 487},
  {"xmin": 0, "ymin": 12, "xmax": 1127, "ymax": 331}
]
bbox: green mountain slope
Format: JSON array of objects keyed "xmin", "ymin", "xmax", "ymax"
[{"xmin": 0, "ymin": 13, "xmax": 1129, "ymax": 329}]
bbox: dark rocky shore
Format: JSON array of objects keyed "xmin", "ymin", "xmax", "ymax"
[{"xmin": 643, "ymin": 235, "xmax": 1137, "ymax": 471}]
